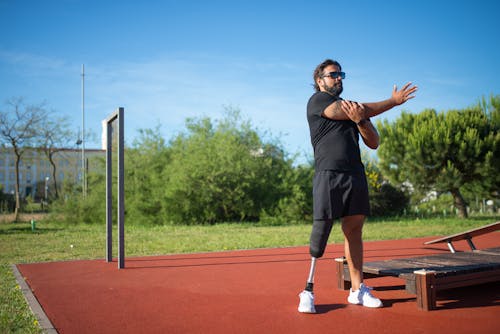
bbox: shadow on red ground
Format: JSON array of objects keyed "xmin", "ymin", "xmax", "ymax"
[{"xmin": 16, "ymin": 234, "xmax": 500, "ymax": 334}]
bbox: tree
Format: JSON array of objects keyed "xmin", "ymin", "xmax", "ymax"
[
  {"xmin": 125, "ymin": 125, "xmax": 171, "ymax": 225},
  {"xmin": 474, "ymin": 95, "xmax": 500, "ymax": 198},
  {"xmin": 37, "ymin": 114, "xmax": 76, "ymax": 199},
  {"xmin": 377, "ymin": 96, "xmax": 500, "ymax": 218},
  {"xmin": 261, "ymin": 161, "xmax": 314, "ymax": 224},
  {"xmin": 161, "ymin": 109, "xmax": 292, "ymax": 224},
  {"xmin": 362, "ymin": 154, "xmax": 409, "ymax": 217},
  {"xmin": 52, "ymin": 108, "xmax": 301, "ymax": 225},
  {"xmin": 0, "ymin": 98, "xmax": 48, "ymax": 220}
]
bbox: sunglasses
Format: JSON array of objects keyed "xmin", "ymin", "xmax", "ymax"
[{"xmin": 322, "ymin": 71, "xmax": 346, "ymax": 79}]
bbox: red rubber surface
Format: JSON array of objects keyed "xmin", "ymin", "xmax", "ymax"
[{"xmin": 17, "ymin": 234, "xmax": 500, "ymax": 334}]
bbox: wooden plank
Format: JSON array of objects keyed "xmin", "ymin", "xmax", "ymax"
[
  {"xmin": 335, "ymin": 257, "xmax": 351, "ymax": 290},
  {"xmin": 361, "ymin": 251, "xmax": 500, "ymax": 296},
  {"xmin": 363, "ymin": 259, "xmax": 429, "ymax": 276},
  {"xmin": 414, "ymin": 270, "xmax": 436, "ymax": 311},
  {"xmin": 403, "ymin": 253, "xmax": 500, "ymax": 275},
  {"xmin": 403, "ymin": 255, "xmax": 500, "ymax": 268},
  {"xmin": 424, "ymin": 221, "xmax": 500, "ymax": 245},
  {"xmin": 403, "ymin": 274, "xmax": 417, "ymax": 294},
  {"xmin": 343, "ymin": 242, "xmax": 500, "ymax": 310},
  {"xmin": 363, "ymin": 251, "xmax": 500, "ymax": 277},
  {"xmin": 433, "ymin": 268, "xmax": 500, "ymax": 291},
  {"xmin": 475, "ymin": 247, "xmax": 500, "ymax": 255}
]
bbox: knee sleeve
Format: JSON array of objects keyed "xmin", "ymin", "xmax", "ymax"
[{"xmin": 309, "ymin": 220, "xmax": 333, "ymax": 258}]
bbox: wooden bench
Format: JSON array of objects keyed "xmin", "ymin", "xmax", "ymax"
[
  {"xmin": 336, "ymin": 247, "xmax": 500, "ymax": 310},
  {"xmin": 423, "ymin": 221, "xmax": 500, "ymax": 253}
]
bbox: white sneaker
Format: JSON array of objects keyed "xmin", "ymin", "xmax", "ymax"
[
  {"xmin": 348, "ymin": 283, "xmax": 383, "ymax": 308},
  {"xmin": 298, "ymin": 290, "xmax": 316, "ymax": 313}
]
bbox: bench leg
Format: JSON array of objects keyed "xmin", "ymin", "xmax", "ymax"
[
  {"xmin": 465, "ymin": 237, "xmax": 477, "ymax": 251},
  {"xmin": 446, "ymin": 241, "xmax": 456, "ymax": 253},
  {"xmin": 335, "ymin": 257, "xmax": 351, "ymax": 290},
  {"xmin": 414, "ymin": 270, "xmax": 437, "ymax": 311}
]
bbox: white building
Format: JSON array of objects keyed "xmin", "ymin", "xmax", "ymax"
[{"xmin": 0, "ymin": 147, "xmax": 105, "ymax": 199}]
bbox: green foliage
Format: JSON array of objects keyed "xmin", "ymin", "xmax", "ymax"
[
  {"xmin": 0, "ymin": 265, "xmax": 41, "ymax": 333},
  {"xmin": 260, "ymin": 163, "xmax": 314, "ymax": 225},
  {"xmin": 363, "ymin": 153, "xmax": 410, "ymax": 217},
  {"xmin": 160, "ymin": 109, "xmax": 293, "ymax": 224},
  {"xmin": 370, "ymin": 183, "xmax": 409, "ymax": 217},
  {"xmin": 125, "ymin": 126, "xmax": 170, "ymax": 225},
  {"xmin": 53, "ymin": 109, "xmax": 305, "ymax": 225},
  {"xmin": 415, "ymin": 193, "xmax": 454, "ymax": 215},
  {"xmin": 0, "ymin": 186, "xmax": 15, "ymax": 213},
  {"xmin": 50, "ymin": 165, "xmax": 107, "ymax": 225},
  {"xmin": 364, "ymin": 157, "xmax": 383, "ymax": 192},
  {"xmin": 377, "ymin": 95, "xmax": 500, "ymax": 218},
  {"xmin": 53, "ymin": 108, "xmax": 307, "ymax": 225}
]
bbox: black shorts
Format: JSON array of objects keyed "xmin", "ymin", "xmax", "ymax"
[{"xmin": 313, "ymin": 169, "xmax": 370, "ymax": 220}]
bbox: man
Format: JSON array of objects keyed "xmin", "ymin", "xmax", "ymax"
[{"xmin": 298, "ymin": 59, "xmax": 417, "ymax": 313}]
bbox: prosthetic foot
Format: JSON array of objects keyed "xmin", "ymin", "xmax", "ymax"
[{"xmin": 298, "ymin": 257, "xmax": 317, "ymax": 313}]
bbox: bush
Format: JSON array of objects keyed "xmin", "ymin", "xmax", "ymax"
[
  {"xmin": 51, "ymin": 169, "xmax": 107, "ymax": 225},
  {"xmin": 0, "ymin": 187, "xmax": 15, "ymax": 213},
  {"xmin": 370, "ymin": 183, "xmax": 410, "ymax": 217},
  {"xmin": 159, "ymin": 111, "xmax": 294, "ymax": 224}
]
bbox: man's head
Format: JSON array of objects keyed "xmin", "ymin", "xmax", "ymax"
[{"xmin": 313, "ymin": 59, "xmax": 344, "ymax": 96}]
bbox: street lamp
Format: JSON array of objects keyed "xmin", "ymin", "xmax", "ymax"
[{"xmin": 45, "ymin": 176, "xmax": 49, "ymax": 202}]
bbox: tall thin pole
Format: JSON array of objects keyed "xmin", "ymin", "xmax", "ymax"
[
  {"xmin": 117, "ymin": 108, "xmax": 125, "ymax": 268},
  {"xmin": 106, "ymin": 117, "xmax": 112, "ymax": 262},
  {"xmin": 81, "ymin": 64, "xmax": 86, "ymax": 197}
]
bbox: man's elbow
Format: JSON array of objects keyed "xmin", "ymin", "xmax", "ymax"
[{"xmin": 365, "ymin": 138, "xmax": 379, "ymax": 149}]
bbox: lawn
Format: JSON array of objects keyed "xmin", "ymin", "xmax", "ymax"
[{"xmin": 1, "ymin": 215, "xmax": 498, "ymax": 333}]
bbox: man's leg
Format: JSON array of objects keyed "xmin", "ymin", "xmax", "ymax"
[
  {"xmin": 341, "ymin": 215, "xmax": 364, "ymax": 291},
  {"xmin": 302, "ymin": 219, "xmax": 334, "ymax": 291},
  {"xmin": 341, "ymin": 214, "xmax": 382, "ymax": 307},
  {"xmin": 310, "ymin": 219, "xmax": 334, "ymax": 259},
  {"xmin": 298, "ymin": 219, "xmax": 333, "ymax": 313}
]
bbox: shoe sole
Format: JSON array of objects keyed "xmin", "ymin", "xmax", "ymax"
[
  {"xmin": 298, "ymin": 307, "xmax": 316, "ymax": 313},
  {"xmin": 348, "ymin": 300, "xmax": 383, "ymax": 308},
  {"xmin": 348, "ymin": 291, "xmax": 383, "ymax": 308}
]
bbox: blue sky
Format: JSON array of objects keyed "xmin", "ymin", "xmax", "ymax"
[{"xmin": 1, "ymin": 0, "xmax": 499, "ymax": 163}]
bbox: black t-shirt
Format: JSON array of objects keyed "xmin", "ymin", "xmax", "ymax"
[{"xmin": 306, "ymin": 91, "xmax": 363, "ymax": 172}]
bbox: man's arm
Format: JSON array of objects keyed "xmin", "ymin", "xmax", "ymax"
[
  {"xmin": 341, "ymin": 100, "xmax": 379, "ymax": 149},
  {"xmin": 321, "ymin": 99, "xmax": 350, "ymax": 120},
  {"xmin": 321, "ymin": 82, "xmax": 417, "ymax": 120},
  {"xmin": 363, "ymin": 82, "xmax": 417, "ymax": 118},
  {"xmin": 357, "ymin": 119, "xmax": 379, "ymax": 149}
]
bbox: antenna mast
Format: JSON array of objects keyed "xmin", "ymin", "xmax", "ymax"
[{"xmin": 81, "ymin": 64, "xmax": 86, "ymax": 197}]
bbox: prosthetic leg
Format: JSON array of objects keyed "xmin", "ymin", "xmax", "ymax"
[
  {"xmin": 304, "ymin": 257, "xmax": 317, "ymax": 292},
  {"xmin": 298, "ymin": 220, "xmax": 333, "ymax": 313},
  {"xmin": 298, "ymin": 257, "xmax": 317, "ymax": 313}
]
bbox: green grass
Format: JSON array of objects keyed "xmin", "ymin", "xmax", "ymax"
[
  {"xmin": 1, "ymin": 215, "xmax": 498, "ymax": 333},
  {"xmin": 0, "ymin": 265, "xmax": 40, "ymax": 334}
]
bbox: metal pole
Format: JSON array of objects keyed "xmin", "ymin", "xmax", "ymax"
[
  {"xmin": 81, "ymin": 64, "xmax": 86, "ymax": 197},
  {"xmin": 117, "ymin": 108, "xmax": 125, "ymax": 269},
  {"xmin": 106, "ymin": 118, "xmax": 113, "ymax": 262},
  {"xmin": 104, "ymin": 108, "xmax": 125, "ymax": 268}
]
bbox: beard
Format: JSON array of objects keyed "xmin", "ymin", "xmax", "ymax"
[{"xmin": 324, "ymin": 82, "xmax": 343, "ymax": 97}]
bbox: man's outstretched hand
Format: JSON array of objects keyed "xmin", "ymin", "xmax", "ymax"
[{"xmin": 392, "ymin": 82, "xmax": 418, "ymax": 105}]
